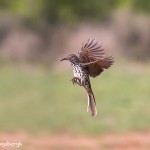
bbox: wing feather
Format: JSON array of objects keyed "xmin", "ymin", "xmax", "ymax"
[{"xmin": 78, "ymin": 39, "xmax": 114, "ymax": 77}]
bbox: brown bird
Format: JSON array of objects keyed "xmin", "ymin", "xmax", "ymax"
[{"xmin": 61, "ymin": 39, "xmax": 113, "ymax": 116}]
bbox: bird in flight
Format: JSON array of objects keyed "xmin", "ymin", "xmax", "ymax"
[{"xmin": 61, "ymin": 39, "xmax": 114, "ymax": 116}]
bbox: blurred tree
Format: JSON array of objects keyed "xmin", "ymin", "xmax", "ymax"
[
  {"xmin": 0, "ymin": 0, "xmax": 122, "ymax": 25},
  {"xmin": 40, "ymin": 0, "xmax": 118, "ymax": 24},
  {"xmin": 133, "ymin": 0, "xmax": 150, "ymax": 13},
  {"xmin": 0, "ymin": 0, "xmax": 150, "ymax": 64},
  {"xmin": 0, "ymin": 0, "xmax": 150, "ymax": 25}
]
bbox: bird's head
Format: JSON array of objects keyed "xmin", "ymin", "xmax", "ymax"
[{"xmin": 60, "ymin": 54, "xmax": 80, "ymax": 64}]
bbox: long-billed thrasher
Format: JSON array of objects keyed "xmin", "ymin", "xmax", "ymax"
[{"xmin": 61, "ymin": 39, "xmax": 114, "ymax": 116}]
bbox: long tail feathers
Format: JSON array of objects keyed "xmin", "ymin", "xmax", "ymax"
[{"xmin": 87, "ymin": 93, "xmax": 97, "ymax": 116}]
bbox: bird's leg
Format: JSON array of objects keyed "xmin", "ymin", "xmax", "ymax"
[
  {"xmin": 70, "ymin": 77, "xmax": 77, "ymax": 85},
  {"xmin": 71, "ymin": 77, "xmax": 79, "ymax": 85},
  {"xmin": 71, "ymin": 77, "xmax": 82, "ymax": 86},
  {"xmin": 71, "ymin": 77, "xmax": 76, "ymax": 85}
]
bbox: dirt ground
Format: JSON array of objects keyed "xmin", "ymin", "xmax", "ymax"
[{"xmin": 0, "ymin": 132, "xmax": 150, "ymax": 150}]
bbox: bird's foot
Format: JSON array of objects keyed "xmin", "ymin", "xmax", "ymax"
[
  {"xmin": 71, "ymin": 77, "xmax": 78, "ymax": 85},
  {"xmin": 71, "ymin": 77, "xmax": 82, "ymax": 86}
]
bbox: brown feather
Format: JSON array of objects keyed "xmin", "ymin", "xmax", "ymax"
[{"xmin": 78, "ymin": 39, "xmax": 114, "ymax": 77}]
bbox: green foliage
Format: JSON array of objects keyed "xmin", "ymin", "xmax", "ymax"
[
  {"xmin": 0, "ymin": 0, "xmax": 149, "ymax": 25},
  {"xmin": 133, "ymin": 0, "xmax": 150, "ymax": 13},
  {"xmin": 33, "ymin": 0, "xmax": 119, "ymax": 24},
  {"xmin": 0, "ymin": 64, "xmax": 150, "ymax": 134}
]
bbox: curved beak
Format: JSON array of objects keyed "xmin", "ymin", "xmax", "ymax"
[{"xmin": 60, "ymin": 57, "xmax": 68, "ymax": 61}]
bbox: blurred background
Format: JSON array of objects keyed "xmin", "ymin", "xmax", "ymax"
[{"xmin": 0, "ymin": 0, "xmax": 150, "ymax": 149}]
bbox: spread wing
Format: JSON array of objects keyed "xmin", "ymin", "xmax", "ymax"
[{"xmin": 78, "ymin": 39, "xmax": 114, "ymax": 77}]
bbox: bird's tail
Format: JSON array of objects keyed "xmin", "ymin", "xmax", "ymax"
[
  {"xmin": 83, "ymin": 80, "xmax": 97, "ymax": 116},
  {"xmin": 87, "ymin": 92, "xmax": 97, "ymax": 116}
]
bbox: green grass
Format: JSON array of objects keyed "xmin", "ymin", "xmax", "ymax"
[{"xmin": 0, "ymin": 64, "xmax": 150, "ymax": 135}]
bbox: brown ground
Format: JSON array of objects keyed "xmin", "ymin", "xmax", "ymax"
[{"xmin": 0, "ymin": 132, "xmax": 150, "ymax": 150}]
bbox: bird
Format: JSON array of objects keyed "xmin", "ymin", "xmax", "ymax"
[{"xmin": 61, "ymin": 39, "xmax": 114, "ymax": 116}]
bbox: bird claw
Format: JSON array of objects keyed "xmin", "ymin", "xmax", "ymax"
[
  {"xmin": 70, "ymin": 78, "xmax": 76, "ymax": 85},
  {"xmin": 70, "ymin": 79, "xmax": 75, "ymax": 85},
  {"xmin": 71, "ymin": 77, "xmax": 82, "ymax": 86}
]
